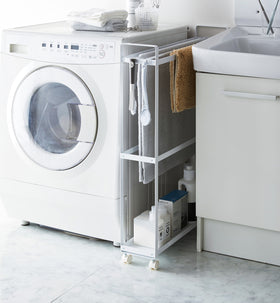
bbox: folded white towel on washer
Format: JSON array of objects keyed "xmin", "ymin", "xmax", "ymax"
[
  {"xmin": 70, "ymin": 19, "xmax": 128, "ymax": 32},
  {"xmin": 67, "ymin": 8, "xmax": 128, "ymax": 28}
]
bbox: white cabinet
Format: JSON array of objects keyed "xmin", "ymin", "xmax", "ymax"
[{"xmin": 196, "ymin": 72, "xmax": 280, "ymax": 265}]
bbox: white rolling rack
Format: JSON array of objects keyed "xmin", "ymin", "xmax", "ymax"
[{"xmin": 120, "ymin": 37, "xmax": 204, "ymax": 270}]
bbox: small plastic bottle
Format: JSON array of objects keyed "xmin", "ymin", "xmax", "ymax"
[
  {"xmin": 127, "ymin": 0, "xmax": 143, "ymax": 28},
  {"xmin": 178, "ymin": 164, "xmax": 196, "ymax": 221}
]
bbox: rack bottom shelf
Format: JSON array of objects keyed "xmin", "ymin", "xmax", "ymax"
[{"xmin": 121, "ymin": 221, "xmax": 197, "ymax": 259}]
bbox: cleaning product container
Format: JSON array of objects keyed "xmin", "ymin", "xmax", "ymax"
[
  {"xmin": 133, "ymin": 205, "xmax": 170, "ymax": 248},
  {"xmin": 160, "ymin": 190, "xmax": 186, "ymax": 235},
  {"xmin": 127, "ymin": 0, "xmax": 143, "ymax": 28},
  {"xmin": 178, "ymin": 164, "xmax": 196, "ymax": 221}
]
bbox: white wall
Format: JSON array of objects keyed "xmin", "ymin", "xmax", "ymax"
[
  {"xmin": 0, "ymin": 0, "xmax": 124, "ymax": 30},
  {"xmin": 0, "ymin": 0, "xmax": 235, "ymax": 31},
  {"xmin": 159, "ymin": 0, "xmax": 235, "ymax": 29}
]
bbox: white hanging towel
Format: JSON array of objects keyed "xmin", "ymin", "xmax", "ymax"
[{"xmin": 67, "ymin": 8, "xmax": 128, "ymax": 28}]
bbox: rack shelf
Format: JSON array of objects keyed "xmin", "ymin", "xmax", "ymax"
[
  {"xmin": 120, "ymin": 37, "xmax": 203, "ymax": 269},
  {"xmin": 121, "ymin": 222, "xmax": 197, "ymax": 259}
]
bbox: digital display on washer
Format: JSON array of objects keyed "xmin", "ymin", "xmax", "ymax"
[{"xmin": 71, "ymin": 45, "xmax": 79, "ymax": 50}]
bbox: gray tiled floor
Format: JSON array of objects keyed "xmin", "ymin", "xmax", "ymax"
[{"xmin": 1, "ymin": 202, "xmax": 280, "ymax": 303}]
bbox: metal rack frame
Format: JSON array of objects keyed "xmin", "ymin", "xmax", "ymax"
[{"xmin": 120, "ymin": 38, "xmax": 203, "ymax": 269}]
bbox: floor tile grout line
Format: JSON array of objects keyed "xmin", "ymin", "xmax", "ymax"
[{"xmin": 50, "ymin": 266, "xmax": 105, "ymax": 303}]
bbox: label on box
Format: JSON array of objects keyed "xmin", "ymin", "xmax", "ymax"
[{"xmin": 160, "ymin": 190, "xmax": 187, "ymax": 237}]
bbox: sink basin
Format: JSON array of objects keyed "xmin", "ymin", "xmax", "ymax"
[
  {"xmin": 193, "ymin": 27, "xmax": 280, "ymax": 79},
  {"xmin": 212, "ymin": 36, "xmax": 280, "ymax": 56}
]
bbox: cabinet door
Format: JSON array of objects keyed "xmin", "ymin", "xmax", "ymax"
[{"xmin": 196, "ymin": 72, "xmax": 280, "ymax": 232}]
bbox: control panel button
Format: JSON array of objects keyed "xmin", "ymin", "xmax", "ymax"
[{"xmin": 99, "ymin": 50, "xmax": 105, "ymax": 59}]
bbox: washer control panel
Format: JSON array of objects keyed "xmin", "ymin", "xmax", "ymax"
[
  {"xmin": 40, "ymin": 40, "xmax": 116, "ymax": 63},
  {"xmin": 5, "ymin": 33, "xmax": 118, "ymax": 64}
]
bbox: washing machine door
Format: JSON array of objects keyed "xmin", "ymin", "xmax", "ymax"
[{"xmin": 12, "ymin": 66, "xmax": 98, "ymax": 170}]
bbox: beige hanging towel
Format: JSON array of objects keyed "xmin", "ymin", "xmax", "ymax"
[{"xmin": 170, "ymin": 45, "xmax": 195, "ymax": 113}]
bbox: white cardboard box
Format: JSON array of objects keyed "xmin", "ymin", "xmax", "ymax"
[{"xmin": 159, "ymin": 190, "xmax": 187, "ymax": 237}]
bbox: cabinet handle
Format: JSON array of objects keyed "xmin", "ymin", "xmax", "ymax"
[{"xmin": 223, "ymin": 90, "xmax": 279, "ymax": 101}]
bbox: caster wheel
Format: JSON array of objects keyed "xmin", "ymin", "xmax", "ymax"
[
  {"xmin": 122, "ymin": 254, "xmax": 133, "ymax": 264},
  {"xmin": 21, "ymin": 220, "xmax": 30, "ymax": 226},
  {"xmin": 149, "ymin": 260, "xmax": 159, "ymax": 270}
]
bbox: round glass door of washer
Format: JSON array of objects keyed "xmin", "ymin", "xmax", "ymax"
[{"xmin": 12, "ymin": 66, "xmax": 98, "ymax": 170}]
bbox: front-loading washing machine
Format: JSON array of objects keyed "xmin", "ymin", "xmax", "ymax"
[{"xmin": 0, "ymin": 21, "xmax": 188, "ymax": 244}]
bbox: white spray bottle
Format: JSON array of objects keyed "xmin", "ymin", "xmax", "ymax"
[
  {"xmin": 178, "ymin": 162, "xmax": 196, "ymax": 221},
  {"xmin": 127, "ymin": 0, "xmax": 142, "ymax": 28}
]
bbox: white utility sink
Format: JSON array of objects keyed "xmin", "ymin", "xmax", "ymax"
[{"xmin": 193, "ymin": 27, "xmax": 280, "ymax": 79}]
